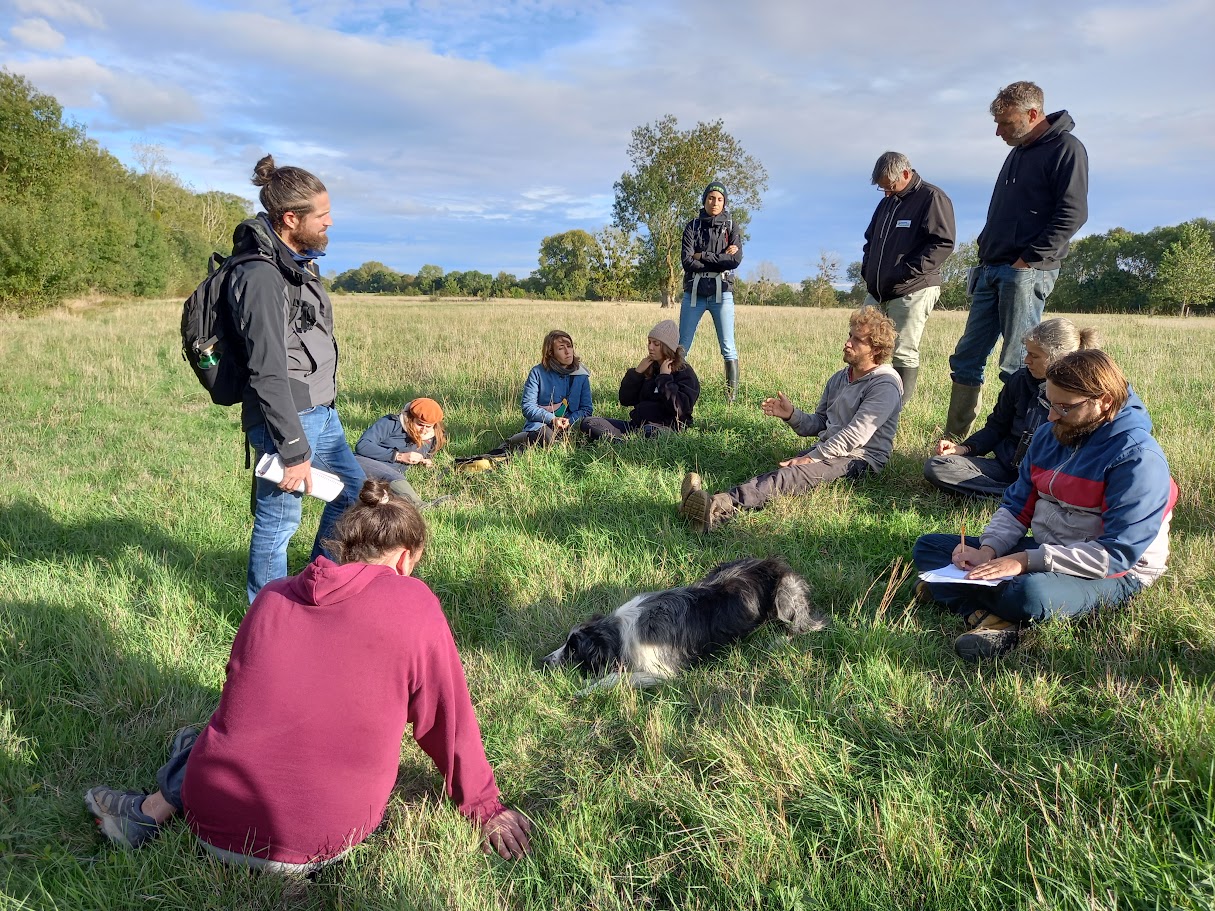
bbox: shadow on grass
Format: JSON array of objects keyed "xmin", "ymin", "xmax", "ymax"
[{"xmin": 0, "ymin": 498, "xmax": 248, "ymax": 625}]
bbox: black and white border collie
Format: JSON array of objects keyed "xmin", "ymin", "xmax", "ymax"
[{"xmin": 543, "ymin": 557, "xmax": 827, "ymax": 690}]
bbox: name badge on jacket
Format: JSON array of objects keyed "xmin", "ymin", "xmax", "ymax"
[{"xmin": 896, "ymin": 219, "xmax": 912, "ymax": 228}]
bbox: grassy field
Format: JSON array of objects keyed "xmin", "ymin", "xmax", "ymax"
[{"xmin": 1, "ymin": 297, "xmax": 1213, "ymax": 911}]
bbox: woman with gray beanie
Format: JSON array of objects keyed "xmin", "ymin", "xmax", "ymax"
[
  {"xmin": 581, "ymin": 320, "xmax": 700, "ymax": 441},
  {"xmin": 680, "ymin": 181, "xmax": 743, "ymax": 402}
]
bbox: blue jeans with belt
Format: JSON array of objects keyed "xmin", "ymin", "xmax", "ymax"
[
  {"xmin": 246, "ymin": 405, "xmax": 365, "ymax": 603},
  {"xmin": 679, "ymin": 291, "xmax": 737, "ymax": 361},
  {"xmin": 948, "ymin": 264, "xmax": 1058, "ymax": 386}
]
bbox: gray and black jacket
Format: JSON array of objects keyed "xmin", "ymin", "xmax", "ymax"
[
  {"xmin": 861, "ymin": 171, "xmax": 956, "ymax": 302},
  {"xmin": 681, "ymin": 211, "xmax": 743, "ymax": 299},
  {"xmin": 227, "ymin": 215, "xmax": 338, "ymax": 467},
  {"xmin": 977, "ymin": 110, "xmax": 1089, "ymax": 270}
]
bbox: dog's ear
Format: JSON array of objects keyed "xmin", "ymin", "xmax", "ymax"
[{"xmin": 774, "ymin": 574, "xmax": 828, "ymax": 634}]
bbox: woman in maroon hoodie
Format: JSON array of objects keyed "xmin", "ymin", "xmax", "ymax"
[{"xmin": 85, "ymin": 480, "xmax": 531, "ymax": 869}]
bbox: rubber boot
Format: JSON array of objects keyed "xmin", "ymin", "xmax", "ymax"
[
  {"xmin": 893, "ymin": 365, "xmax": 918, "ymax": 405},
  {"xmin": 724, "ymin": 359, "xmax": 739, "ymax": 404},
  {"xmin": 945, "ymin": 382, "xmax": 983, "ymax": 440}
]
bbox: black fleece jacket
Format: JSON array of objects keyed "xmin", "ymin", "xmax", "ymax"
[
  {"xmin": 682, "ymin": 211, "xmax": 743, "ymax": 295},
  {"xmin": 977, "ymin": 111, "xmax": 1089, "ymax": 270},
  {"xmin": 861, "ymin": 171, "xmax": 956, "ymax": 301},
  {"xmin": 619, "ymin": 363, "xmax": 700, "ymax": 429},
  {"xmin": 227, "ymin": 216, "xmax": 339, "ymax": 466}
]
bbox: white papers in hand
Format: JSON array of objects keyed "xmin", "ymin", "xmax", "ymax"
[
  {"xmin": 918, "ymin": 564, "xmax": 1004, "ymax": 587},
  {"xmin": 254, "ymin": 453, "xmax": 345, "ymax": 503}
]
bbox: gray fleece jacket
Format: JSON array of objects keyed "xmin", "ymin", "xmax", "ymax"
[{"xmin": 785, "ymin": 364, "xmax": 903, "ymax": 470}]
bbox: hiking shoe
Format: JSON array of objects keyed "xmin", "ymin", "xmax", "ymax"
[
  {"xmin": 455, "ymin": 458, "xmax": 494, "ymax": 474},
  {"xmin": 954, "ymin": 613, "xmax": 1020, "ymax": 662},
  {"xmin": 680, "ymin": 490, "xmax": 734, "ymax": 533},
  {"xmin": 84, "ymin": 787, "xmax": 159, "ymax": 849},
  {"xmin": 680, "ymin": 472, "xmax": 702, "ymax": 507}
]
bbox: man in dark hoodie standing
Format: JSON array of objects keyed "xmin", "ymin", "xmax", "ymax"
[
  {"xmin": 861, "ymin": 151, "xmax": 956, "ymax": 405},
  {"xmin": 230, "ymin": 155, "xmax": 364, "ymax": 602},
  {"xmin": 944, "ymin": 81, "xmax": 1088, "ymax": 440}
]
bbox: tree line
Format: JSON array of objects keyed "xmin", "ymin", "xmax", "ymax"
[
  {"xmin": 4, "ymin": 77, "xmax": 1212, "ymax": 317},
  {"xmin": 0, "ymin": 70, "xmax": 250, "ymax": 314}
]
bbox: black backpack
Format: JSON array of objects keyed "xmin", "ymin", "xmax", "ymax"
[{"xmin": 181, "ymin": 251, "xmax": 288, "ymax": 406}]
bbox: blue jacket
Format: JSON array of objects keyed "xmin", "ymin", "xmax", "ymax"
[
  {"xmin": 355, "ymin": 415, "xmax": 437, "ymax": 465},
  {"xmin": 521, "ymin": 364, "xmax": 592, "ymax": 432},
  {"xmin": 982, "ymin": 390, "xmax": 1176, "ymax": 585}
]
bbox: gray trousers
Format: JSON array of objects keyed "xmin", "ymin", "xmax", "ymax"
[
  {"xmin": 727, "ymin": 455, "xmax": 870, "ymax": 511},
  {"xmin": 865, "ymin": 286, "xmax": 940, "ymax": 370},
  {"xmin": 922, "ymin": 454, "xmax": 1017, "ymax": 499}
]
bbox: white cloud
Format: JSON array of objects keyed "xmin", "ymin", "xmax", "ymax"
[
  {"xmin": 10, "ymin": 17, "xmax": 66, "ymax": 50},
  {"xmin": 14, "ymin": 56, "xmax": 202, "ymax": 127},
  {"xmin": 13, "ymin": 0, "xmax": 104, "ymax": 28}
]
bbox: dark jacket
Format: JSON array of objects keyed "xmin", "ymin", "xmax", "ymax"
[
  {"xmin": 977, "ymin": 111, "xmax": 1089, "ymax": 270},
  {"xmin": 861, "ymin": 172, "xmax": 956, "ymax": 301},
  {"xmin": 355, "ymin": 415, "xmax": 438, "ymax": 465},
  {"xmin": 961, "ymin": 367, "xmax": 1046, "ymax": 471},
  {"xmin": 227, "ymin": 215, "xmax": 339, "ymax": 466},
  {"xmin": 682, "ymin": 211, "xmax": 743, "ymax": 296},
  {"xmin": 619, "ymin": 363, "xmax": 700, "ymax": 429}
]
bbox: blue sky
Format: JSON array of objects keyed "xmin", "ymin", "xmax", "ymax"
[{"xmin": 3, "ymin": 0, "xmax": 1213, "ymax": 284}]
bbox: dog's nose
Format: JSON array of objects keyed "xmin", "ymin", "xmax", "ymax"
[{"xmin": 541, "ymin": 649, "xmax": 562, "ymax": 667}]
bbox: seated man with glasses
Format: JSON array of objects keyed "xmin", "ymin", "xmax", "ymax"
[{"xmin": 913, "ymin": 349, "xmax": 1176, "ymax": 661}]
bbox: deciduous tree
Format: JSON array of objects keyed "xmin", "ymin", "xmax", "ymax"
[
  {"xmin": 612, "ymin": 115, "xmax": 767, "ymax": 307},
  {"xmin": 1156, "ymin": 221, "xmax": 1215, "ymax": 317}
]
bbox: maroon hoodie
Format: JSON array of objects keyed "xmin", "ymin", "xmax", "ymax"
[{"xmin": 181, "ymin": 557, "xmax": 504, "ymax": 864}]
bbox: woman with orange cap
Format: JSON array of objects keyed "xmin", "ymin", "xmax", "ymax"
[{"xmin": 355, "ymin": 398, "xmax": 447, "ymax": 507}]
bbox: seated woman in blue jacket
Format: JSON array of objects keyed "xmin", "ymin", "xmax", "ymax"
[
  {"xmin": 923, "ymin": 318, "xmax": 1099, "ymax": 498},
  {"xmin": 913, "ymin": 350, "xmax": 1176, "ymax": 662},
  {"xmin": 497, "ymin": 329, "xmax": 592, "ymax": 451},
  {"xmin": 580, "ymin": 320, "xmax": 700, "ymax": 441},
  {"xmin": 354, "ymin": 398, "xmax": 446, "ymax": 507}
]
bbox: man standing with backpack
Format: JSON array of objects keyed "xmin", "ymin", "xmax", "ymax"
[{"xmin": 230, "ymin": 155, "xmax": 364, "ymax": 602}]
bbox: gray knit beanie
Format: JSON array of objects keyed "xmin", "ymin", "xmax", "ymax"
[{"xmin": 648, "ymin": 319, "xmax": 680, "ymax": 353}]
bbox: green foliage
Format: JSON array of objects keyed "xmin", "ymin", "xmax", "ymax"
[
  {"xmin": 533, "ymin": 229, "xmax": 598, "ymax": 300},
  {"xmin": 0, "ymin": 70, "xmax": 249, "ymax": 314},
  {"xmin": 590, "ymin": 226, "xmax": 640, "ymax": 301},
  {"xmin": 1156, "ymin": 221, "xmax": 1215, "ymax": 317},
  {"xmin": 613, "ymin": 115, "xmax": 768, "ymax": 306}
]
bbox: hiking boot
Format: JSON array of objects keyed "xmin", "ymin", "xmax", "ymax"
[
  {"xmin": 170, "ymin": 726, "xmax": 198, "ymax": 758},
  {"xmin": 680, "ymin": 489, "xmax": 734, "ymax": 533},
  {"xmin": 680, "ymin": 472, "xmax": 702, "ymax": 507},
  {"xmin": 954, "ymin": 612, "xmax": 1020, "ymax": 662},
  {"xmin": 84, "ymin": 787, "xmax": 160, "ymax": 849}
]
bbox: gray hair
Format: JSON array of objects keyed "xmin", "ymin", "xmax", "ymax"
[
  {"xmin": 871, "ymin": 151, "xmax": 911, "ymax": 186},
  {"xmin": 1023, "ymin": 317, "xmax": 1100, "ymax": 363},
  {"xmin": 990, "ymin": 81, "xmax": 1044, "ymax": 117},
  {"xmin": 251, "ymin": 154, "xmax": 327, "ymax": 229}
]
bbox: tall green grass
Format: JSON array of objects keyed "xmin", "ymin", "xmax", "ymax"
[{"xmin": 1, "ymin": 299, "xmax": 1213, "ymax": 910}]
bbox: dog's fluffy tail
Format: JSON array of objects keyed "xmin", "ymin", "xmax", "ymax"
[{"xmin": 774, "ymin": 572, "xmax": 828, "ymax": 634}]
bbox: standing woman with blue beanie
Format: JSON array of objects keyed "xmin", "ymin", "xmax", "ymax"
[{"xmin": 680, "ymin": 181, "xmax": 744, "ymax": 402}]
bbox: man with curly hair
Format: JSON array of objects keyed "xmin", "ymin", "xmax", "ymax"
[{"xmin": 679, "ymin": 308, "xmax": 903, "ymax": 531}]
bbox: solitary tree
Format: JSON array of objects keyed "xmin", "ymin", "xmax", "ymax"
[
  {"xmin": 801, "ymin": 252, "xmax": 840, "ymax": 308},
  {"xmin": 612, "ymin": 115, "xmax": 767, "ymax": 307},
  {"xmin": 1156, "ymin": 221, "xmax": 1215, "ymax": 317}
]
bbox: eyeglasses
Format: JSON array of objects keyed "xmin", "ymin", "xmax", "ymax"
[{"xmin": 1038, "ymin": 395, "xmax": 1091, "ymax": 417}]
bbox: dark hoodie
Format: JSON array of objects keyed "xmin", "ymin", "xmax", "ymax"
[
  {"xmin": 227, "ymin": 215, "xmax": 339, "ymax": 466},
  {"xmin": 181, "ymin": 557, "xmax": 505, "ymax": 865},
  {"xmin": 977, "ymin": 111, "xmax": 1089, "ymax": 270}
]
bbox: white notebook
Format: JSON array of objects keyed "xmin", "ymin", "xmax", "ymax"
[{"xmin": 254, "ymin": 453, "xmax": 345, "ymax": 503}]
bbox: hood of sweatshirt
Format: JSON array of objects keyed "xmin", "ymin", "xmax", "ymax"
[{"xmin": 283, "ymin": 556, "xmax": 397, "ymax": 606}]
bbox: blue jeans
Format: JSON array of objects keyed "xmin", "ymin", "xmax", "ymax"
[
  {"xmin": 948, "ymin": 264, "xmax": 1058, "ymax": 386},
  {"xmin": 246, "ymin": 405, "xmax": 365, "ymax": 602},
  {"xmin": 912, "ymin": 533, "xmax": 1143, "ymax": 624},
  {"xmin": 679, "ymin": 291, "xmax": 737, "ymax": 360}
]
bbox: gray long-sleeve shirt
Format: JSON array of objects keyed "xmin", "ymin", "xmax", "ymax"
[{"xmin": 785, "ymin": 364, "xmax": 903, "ymax": 470}]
